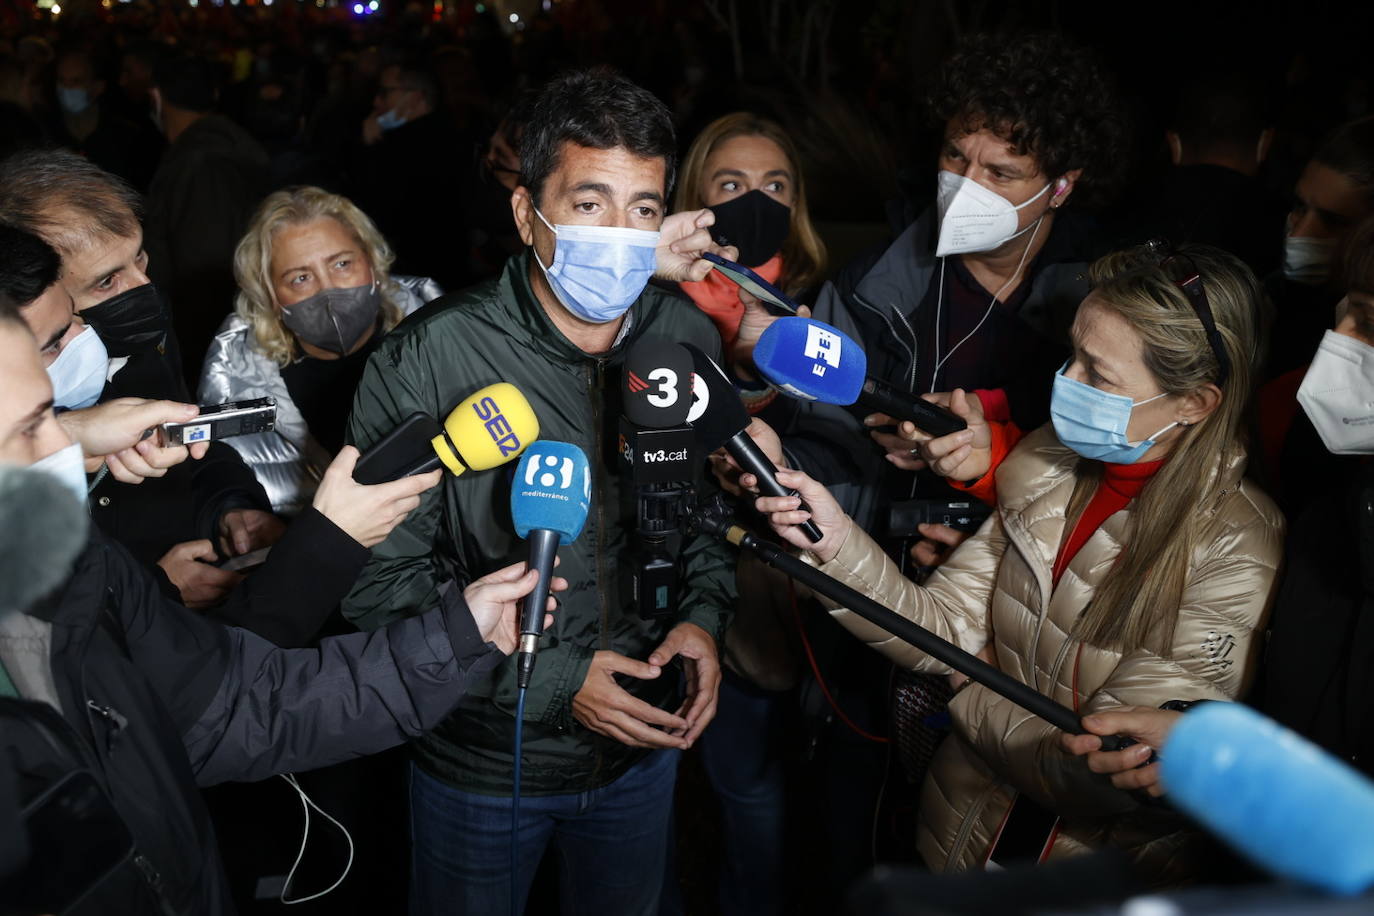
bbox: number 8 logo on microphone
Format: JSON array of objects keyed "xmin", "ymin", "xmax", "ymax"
[{"xmin": 525, "ymin": 453, "xmax": 575, "ymax": 490}]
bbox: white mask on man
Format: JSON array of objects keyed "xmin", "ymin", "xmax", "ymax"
[
  {"xmin": 1297, "ymin": 329, "xmax": 1374, "ymax": 454},
  {"xmin": 1282, "ymin": 235, "xmax": 1336, "ymax": 286},
  {"xmin": 935, "ymin": 170, "xmax": 1054, "ymax": 257}
]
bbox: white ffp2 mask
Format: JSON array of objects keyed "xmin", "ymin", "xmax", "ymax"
[
  {"xmin": 1298, "ymin": 329, "xmax": 1374, "ymax": 454},
  {"xmin": 935, "ymin": 170, "xmax": 1052, "ymax": 257}
]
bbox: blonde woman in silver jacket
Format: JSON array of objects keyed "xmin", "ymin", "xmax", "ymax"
[
  {"xmin": 745, "ymin": 244, "xmax": 1284, "ymax": 884},
  {"xmin": 199, "ymin": 186, "xmax": 442, "ymax": 516}
]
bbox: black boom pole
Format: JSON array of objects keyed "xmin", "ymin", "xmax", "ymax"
[{"xmin": 692, "ymin": 502, "xmax": 1131, "ymax": 749}]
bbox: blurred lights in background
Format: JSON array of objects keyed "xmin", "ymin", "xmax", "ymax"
[{"xmin": 159, "ymin": 0, "xmax": 563, "ymax": 17}]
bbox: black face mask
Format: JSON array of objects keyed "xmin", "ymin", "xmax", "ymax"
[
  {"xmin": 708, "ymin": 189, "xmax": 792, "ymax": 268},
  {"xmin": 80, "ymin": 282, "xmax": 171, "ymax": 357},
  {"xmin": 279, "ymin": 283, "xmax": 382, "ymax": 356}
]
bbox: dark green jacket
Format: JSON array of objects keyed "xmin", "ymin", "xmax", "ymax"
[{"xmin": 343, "ymin": 253, "xmax": 736, "ymax": 795}]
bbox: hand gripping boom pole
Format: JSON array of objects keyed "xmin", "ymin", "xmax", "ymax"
[{"xmin": 691, "ymin": 500, "xmax": 1131, "ymax": 749}]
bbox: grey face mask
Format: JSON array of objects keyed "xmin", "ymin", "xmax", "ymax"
[{"xmin": 279, "ymin": 282, "xmax": 382, "ymax": 355}]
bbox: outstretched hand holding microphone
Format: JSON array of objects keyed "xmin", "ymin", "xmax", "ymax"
[{"xmin": 740, "ymin": 450, "xmax": 853, "ymax": 564}]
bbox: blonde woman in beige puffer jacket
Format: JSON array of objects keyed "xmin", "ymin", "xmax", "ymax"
[{"xmin": 743, "ymin": 244, "xmax": 1284, "ymax": 885}]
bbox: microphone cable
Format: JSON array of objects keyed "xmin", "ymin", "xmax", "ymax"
[
  {"xmin": 510, "ymin": 685, "xmax": 528, "ymax": 916},
  {"xmin": 789, "ymin": 580, "xmax": 889, "ymax": 745}
]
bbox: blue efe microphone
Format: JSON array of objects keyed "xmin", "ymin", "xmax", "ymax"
[
  {"xmin": 753, "ymin": 317, "xmax": 866, "ymax": 403},
  {"xmin": 1161, "ymin": 701, "xmax": 1374, "ymax": 895},
  {"xmin": 511, "ymin": 441, "xmax": 591, "ymax": 688},
  {"xmin": 755, "ymin": 317, "xmax": 967, "ymax": 437}
]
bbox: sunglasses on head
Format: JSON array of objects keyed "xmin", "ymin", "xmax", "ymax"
[{"xmin": 1145, "ymin": 238, "xmax": 1231, "ymax": 388}]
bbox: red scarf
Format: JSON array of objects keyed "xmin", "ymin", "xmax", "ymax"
[{"xmin": 679, "ymin": 255, "xmax": 784, "ymax": 348}]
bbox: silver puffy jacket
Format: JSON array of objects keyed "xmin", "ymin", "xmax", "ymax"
[{"xmin": 198, "ymin": 276, "xmax": 441, "ymax": 516}]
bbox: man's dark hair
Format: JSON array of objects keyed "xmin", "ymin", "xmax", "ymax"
[
  {"xmin": 1314, "ymin": 116, "xmax": 1374, "ymax": 203},
  {"xmin": 498, "ymin": 89, "xmax": 539, "ymax": 151},
  {"xmin": 153, "ymin": 53, "xmax": 217, "ymax": 114},
  {"xmin": 519, "ymin": 69, "xmax": 677, "ymax": 206},
  {"xmin": 928, "ymin": 32, "xmax": 1126, "ymax": 204},
  {"xmin": 1342, "ymin": 213, "xmax": 1374, "ymax": 297},
  {"xmin": 0, "ymin": 148, "xmax": 142, "ymax": 256},
  {"xmin": 388, "ymin": 59, "xmax": 439, "ymax": 110},
  {"xmin": 1170, "ymin": 71, "xmax": 1274, "ymax": 155},
  {"xmin": 0, "ymin": 222, "xmax": 60, "ymax": 307},
  {"xmin": 122, "ymin": 38, "xmax": 169, "ymax": 73},
  {"xmin": 0, "ymin": 292, "xmax": 22, "ymax": 329}
]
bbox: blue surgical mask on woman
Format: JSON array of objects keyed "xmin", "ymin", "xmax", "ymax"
[
  {"xmin": 46, "ymin": 326, "xmax": 109, "ymax": 410},
  {"xmin": 375, "ymin": 108, "xmax": 407, "ymax": 132},
  {"xmin": 531, "ymin": 208, "xmax": 659, "ymax": 324},
  {"xmin": 1050, "ymin": 364, "xmax": 1177, "ymax": 464}
]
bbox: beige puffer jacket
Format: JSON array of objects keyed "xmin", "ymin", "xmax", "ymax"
[{"xmin": 808, "ymin": 424, "xmax": 1284, "ymax": 883}]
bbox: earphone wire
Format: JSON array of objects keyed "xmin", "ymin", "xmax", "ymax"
[
  {"xmin": 278, "ymin": 772, "xmax": 355, "ymax": 905},
  {"xmin": 930, "ymin": 210, "xmax": 1046, "ymax": 392}
]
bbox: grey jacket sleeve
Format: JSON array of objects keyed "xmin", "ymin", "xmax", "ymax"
[{"xmin": 182, "ymin": 579, "xmax": 501, "ymax": 785}]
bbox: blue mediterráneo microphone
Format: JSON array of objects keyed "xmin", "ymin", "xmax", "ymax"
[
  {"xmin": 755, "ymin": 317, "xmax": 967, "ymax": 438},
  {"xmin": 511, "ymin": 441, "xmax": 591, "ymax": 688},
  {"xmin": 1161, "ymin": 701, "xmax": 1374, "ymax": 895}
]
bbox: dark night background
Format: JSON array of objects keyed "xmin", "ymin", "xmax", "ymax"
[{"xmin": 6, "ymin": 0, "xmax": 1372, "ymax": 912}]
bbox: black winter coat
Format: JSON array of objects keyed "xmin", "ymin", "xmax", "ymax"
[
  {"xmin": 0, "ymin": 530, "xmax": 501, "ymax": 914},
  {"xmin": 1258, "ymin": 452, "xmax": 1374, "ymax": 775}
]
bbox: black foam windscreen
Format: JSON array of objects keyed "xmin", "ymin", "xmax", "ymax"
[
  {"xmin": 623, "ymin": 338, "xmax": 693, "ymax": 429},
  {"xmin": 0, "ymin": 465, "xmax": 87, "ymax": 614},
  {"xmin": 681, "ymin": 343, "xmax": 751, "ymax": 451}
]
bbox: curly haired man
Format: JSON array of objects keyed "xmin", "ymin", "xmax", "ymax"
[{"xmin": 735, "ymin": 31, "xmax": 1128, "ymax": 538}]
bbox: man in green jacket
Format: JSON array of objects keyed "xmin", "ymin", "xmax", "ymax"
[{"xmin": 343, "ymin": 69, "xmax": 737, "ymax": 914}]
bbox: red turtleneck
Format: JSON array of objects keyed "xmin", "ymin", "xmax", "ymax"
[{"xmin": 1050, "ymin": 458, "xmax": 1165, "ymax": 585}]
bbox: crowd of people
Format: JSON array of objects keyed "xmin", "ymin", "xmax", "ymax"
[{"xmin": 3, "ymin": 2, "xmax": 1374, "ymax": 915}]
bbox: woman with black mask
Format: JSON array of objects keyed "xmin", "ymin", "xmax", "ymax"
[
  {"xmin": 200, "ymin": 186, "xmax": 442, "ymax": 516},
  {"xmin": 674, "ymin": 112, "xmax": 828, "ymax": 354},
  {"xmin": 665, "ymin": 113, "xmax": 830, "ymax": 916}
]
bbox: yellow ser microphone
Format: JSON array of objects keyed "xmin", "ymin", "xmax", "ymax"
[
  {"xmin": 353, "ymin": 382, "xmax": 540, "ymax": 484},
  {"xmin": 431, "ymin": 382, "xmax": 540, "ymax": 475}
]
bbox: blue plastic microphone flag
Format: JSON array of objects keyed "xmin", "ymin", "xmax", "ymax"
[
  {"xmin": 754, "ymin": 317, "xmax": 867, "ymax": 404},
  {"xmin": 511, "ymin": 441, "xmax": 591, "ymax": 544},
  {"xmin": 1162, "ymin": 701, "xmax": 1374, "ymax": 895}
]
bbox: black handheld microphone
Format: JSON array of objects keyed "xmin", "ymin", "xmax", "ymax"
[
  {"xmin": 681, "ymin": 343, "xmax": 823, "ymax": 543},
  {"xmin": 620, "ymin": 339, "xmax": 696, "ymax": 483},
  {"xmin": 621, "ymin": 339, "xmax": 698, "ymax": 618},
  {"xmin": 624, "ymin": 339, "xmax": 693, "ymax": 429}
]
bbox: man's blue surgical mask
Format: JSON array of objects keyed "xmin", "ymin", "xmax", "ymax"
[
  {"xmin": 531, "ymin": 208, "xmax": 659, "ymax": 324},
  {"xmin": 46, "ymin": 326, "xmax": 109, "ymax": 410},
  {"xmin": 375, "ymin": 108, "xmax": 407, "ymax": 132},
  {"xmin": 57, "ymin": 86, "xmax": 92, "ymax": 115},
  {"xmin": 1050, "ymin": 364, "xmax": 1177, "ymax": 464}
]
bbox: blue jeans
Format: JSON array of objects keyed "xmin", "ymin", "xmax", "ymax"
[
  {"xmin": 697, "ymin": 673, "xmax": 787, "ymax": 916},
  {"xmin": 408, "ymin": 748, "xmax": 681, "ymax": 916}
]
